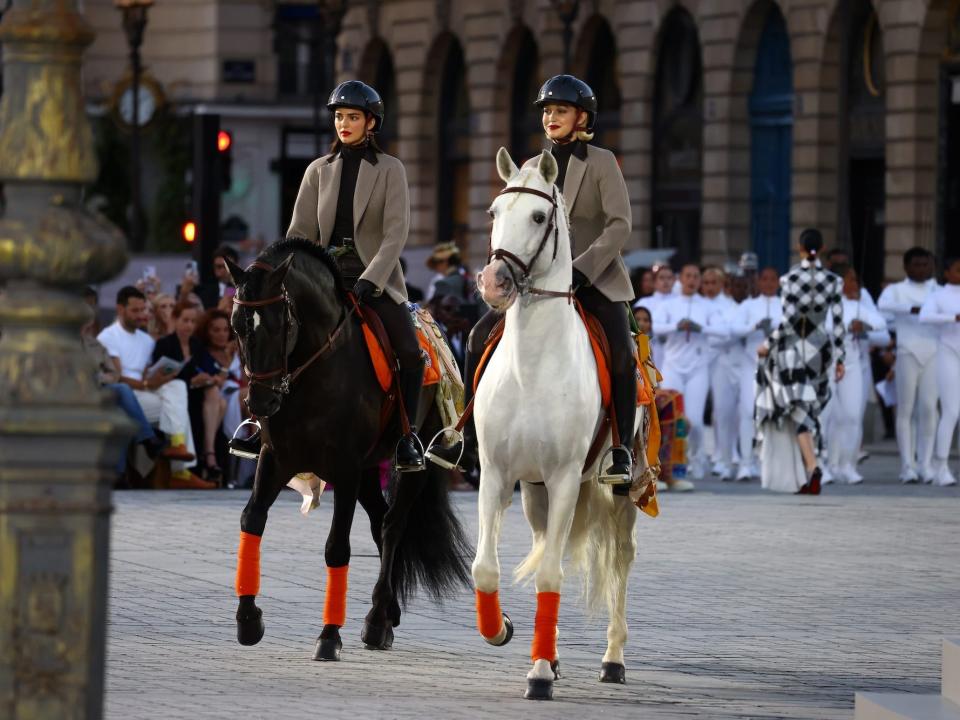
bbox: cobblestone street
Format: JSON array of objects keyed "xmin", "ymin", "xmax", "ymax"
[{"xmin": 105, "ymin": 451, "xmax": 960, "ymax": 720}]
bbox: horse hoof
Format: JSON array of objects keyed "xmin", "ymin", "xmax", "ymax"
[
  {"xmin": 313, "ymin": 631, "xmax": 342, "ymax": 662},
  {"xmin": 599, "ymin": 662, "xmax": 626, "ymax": 684},
  {"xmin": 486, "ymin": 613, "xmax": 514, "ymax": 647},
  {"xmin": 236, "ymin": 607, "xmax": 264, "ymax": 646},
  {"xmin": 524, "ymin": 678, "xmax": 554, "ymax": 701},
  {"xmin": 361, "ymin": 622, "xmax": 394, "ymax": 650}
]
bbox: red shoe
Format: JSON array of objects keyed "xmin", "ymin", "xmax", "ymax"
[
  {"xmin": 808, "ymin": 467, "xmax": 822, "ymax": 495},
  {"xmin": 161, "ymin": 444, "xmax": 195, "ymax": 462}
]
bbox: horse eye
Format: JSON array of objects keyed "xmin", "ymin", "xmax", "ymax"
[
  {"xmin": 532, "ymin": 212, "xmax": 546, "ymax": 224},
  {"xmin": 487, "ymin": 208, "xmax": 496, "ymax": 218}
]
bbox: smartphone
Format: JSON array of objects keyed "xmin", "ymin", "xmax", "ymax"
[
  {"xmin": 142, "ymin": 265, "xmax": 157, "ymax": 282},
  {"xmin": 185, "ymin": 260, "xmax": 199, "ymax": 277}
]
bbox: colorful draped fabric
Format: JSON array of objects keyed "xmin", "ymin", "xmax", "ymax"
[{"xmin": 655, "ymin": 389, "xmax": 688, "ymax": 482}]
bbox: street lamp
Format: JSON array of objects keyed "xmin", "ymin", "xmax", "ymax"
[
  {"xmin": 550, "ymin": 0, "xmax": 580, "ymax": 74},
  {"xmin": 115, "ymin": 0, "xmax": 153, "ymax": 252},
  {"xmin": 312, "ymin": 0, "xmax": 348, "ymax": 157}
]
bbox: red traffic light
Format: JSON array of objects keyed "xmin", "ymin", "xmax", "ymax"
[
  {"xmin": 182, "ymin": 221, "xmax": 197, "ymax": 243},
  {"xmin": 217, "ymin": 130, "xmax": 232, "ymax": 152}
]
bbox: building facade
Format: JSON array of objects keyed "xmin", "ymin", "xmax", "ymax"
[{"xmin": 81, "ymin": 0, "xmax": 958, "ymax": 291}]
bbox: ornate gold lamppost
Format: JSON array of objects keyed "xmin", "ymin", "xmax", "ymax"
[{"xmin": 0, "ymin": 1, "xmax": 131, "ymax": 718}]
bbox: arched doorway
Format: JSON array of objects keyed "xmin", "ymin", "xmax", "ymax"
[
  {"xmin": 578, "ymin": 17, "xmax": 622, "ymax": 155},
  {"xmin": 939, "ymin": 3, "xmax": 960, "ymax": 261},
  {"xmin": 508, "ymin": 28, "xmax": 541, "ymax": 162},
  {"xmin": 652, "ymin": 8, "xmax": 703, "ymax": 264},
  {"xmin": 436, "ymin": 37, "xmax": 471, "ymax": 248},
  {"xmin": 749, "ymin": 6, "xmax": 793, "ymax": 273},
  {"xmin": 843, "ymin": 0, "xmax": 886, "ymax": 296},
  {"xmin": 359, "ymin": 39, "xmax": 398, "ymax": 154}
]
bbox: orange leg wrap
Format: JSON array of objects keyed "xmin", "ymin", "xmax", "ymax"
[
  {"xmin": 475, "ymin": 589, "xmax": 503, "ymax": 639},
  {"xmin": 323, "ymin": 565, "xmax": 349, "ymax": 627},
  {"xmin": 530, "ymin": 591, "xmax": 561, "ymax": 662},
  {"xmin": 235, "ymin": 531, "xmax": 261, "ymax": 597}
]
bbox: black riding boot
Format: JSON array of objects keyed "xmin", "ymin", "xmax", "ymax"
[
  {"xmin": 395, "ymin": 365, "xmax": 425, "ymax": 472},
  {"xmin": 601, "ymin": 369, "xmax": 637, "ymax": 492},
  {"xmin": 425, "ymin": 348, "xmax": 481, "ymax": 472}
]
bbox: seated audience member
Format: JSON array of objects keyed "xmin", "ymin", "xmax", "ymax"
[
  {"xmin": 81, "ymin": 288, "xmax": 164, "ymax": 481},
  {"xmin": 148, "ymin": 293, "xmax": 176, "ymax": 339},
  {"xmin": 97, "ymin": 286, "xmax": 213, "ymax": 489},
  {"xmin": 196, "ymin": 308, "xmax": 246, "ymax": 455},
  {"xmin": 154, "ymin": 301, "xmax": 228, "ymax": 482}
]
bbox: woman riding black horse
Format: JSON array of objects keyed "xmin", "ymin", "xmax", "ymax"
[
  {"xmin": 228, "ymin": 238, "xmax": 469, "ymax": 659},
  {"xmin": 234, "ymin": 80, "xmax": 425, "ymax": 472}
]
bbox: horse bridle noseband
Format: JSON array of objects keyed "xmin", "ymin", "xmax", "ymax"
[
  {"xmin": 487, "ymin": 185, "xmax": 574, "ymax": 300},
  {"xmin": 233, "ymin": 259, "xmax": 353, "ymax": 395}
]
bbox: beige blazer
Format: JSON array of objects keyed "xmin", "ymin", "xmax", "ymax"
[
  {"xmin": 523, "ymin": 144, "xmax": 633, "ymax": 302},
  {"xmin": 287, "ymin": 150, "xmax": 410, "ymax": 303}
]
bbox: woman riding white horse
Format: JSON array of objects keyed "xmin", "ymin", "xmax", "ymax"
[
  {"xmin": 428, "ymin": 75, "xmax": 637, "ymax": 488},
  {"xmin": 469, "ymin": 147, "xmax": 643, "ymax": 701}
]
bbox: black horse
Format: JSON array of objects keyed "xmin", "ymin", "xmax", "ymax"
[{"xmin": 226, "ymin": 238, "xmax": 470, "ymax": 659}]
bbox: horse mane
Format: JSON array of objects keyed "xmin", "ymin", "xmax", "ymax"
[{"xmin": 256, "ymin": 236, "xmax": 347, "ymax": 297}]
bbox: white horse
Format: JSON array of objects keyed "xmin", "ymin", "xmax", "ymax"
[{"xmin": 471, "ymin": 147, "xmax": 645, "ymax": 701}]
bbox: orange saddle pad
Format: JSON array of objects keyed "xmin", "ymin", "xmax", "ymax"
[{"xmin": 360, "ymin": 313, "xmax": 441, "ymax": 395}]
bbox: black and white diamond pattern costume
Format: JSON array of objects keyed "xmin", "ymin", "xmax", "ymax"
[{"xmin": 756, "ymin": 258, "xmax": 845, "ymax": 441}]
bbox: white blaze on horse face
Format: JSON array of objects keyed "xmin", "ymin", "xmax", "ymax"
[{"xmin": 253, "ymin": 311, "xmax": 261, "ymax": 332}]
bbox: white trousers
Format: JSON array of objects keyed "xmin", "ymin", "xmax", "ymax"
[
  {"xmin": 935, "ymin": 347, "xmax": 960, "ymax": 463},
  {"xmin": 660, "ymin": 364, "xmax": 710, "ymax": 474},
  {"xmin": 710, "ymin": 358, "xmax": 741, "ymax": 466},
  {"xmin": 738, "ymin": 362, "xmax": 758, "ymax": 469},
  {"xmin": 827, "ymin": 357, "xmax": 864, "ymax": 471},
  {"xmin": 894, "ymin": 351, "xmax": 938, "ymax": 474},
  {"xmin": 134, "ymin": 379, "xmax": 196, "ymax": 470}
]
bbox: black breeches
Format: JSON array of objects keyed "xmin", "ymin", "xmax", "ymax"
[
  {"xmin": 576, "ymin": 285, "xmax": 637, "ymax": 444},
  {"xmin": 365, "ymin": 295, "xmax": 423, "ymax": 371}
]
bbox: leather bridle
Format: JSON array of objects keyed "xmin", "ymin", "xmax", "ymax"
[
  {"xmin": 487, "ymin": 185, "xmax": 574, "ymax": 301},
  {"xmin": 233, "ymin": 259, "xmax": 352, "ymax": 395}
]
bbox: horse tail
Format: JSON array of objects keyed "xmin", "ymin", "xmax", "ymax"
[
  {"xmin": 567, "ymin": 479, "xmax": 637, "ymax": 617},
  {"xmin": 388, "ymin": 466, "xmax": 473, "ymax": 607}
]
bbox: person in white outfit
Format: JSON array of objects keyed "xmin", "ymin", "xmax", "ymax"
[
  {"xmin": 877, "ymin": 247, "xmax": 940, "ymax": 483},
  {"xmin": 824, "ymin": 266, "xmax": 890, "ymax": 484},
  {"xmin": 638, "ymin": 264, "xmax": 678, "ymax": 369},
  {"xmin": 701, "ymin": 267, "xmax": 743, "ymax": 480},
  {"xmin": 653, "ymin": 264, "xmax": 729, "ymax": 478},
  {"xmin": 919, "ymin": 256, "xmax": 960, "ymax": 487},
  {"xmin": 728, "ymin": 267, "xmax": 783, "ymax": 480}
]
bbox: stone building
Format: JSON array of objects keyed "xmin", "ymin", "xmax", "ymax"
[{"xmin": 80, "ymin": 0, "xmax": 957, "ymax": 292}]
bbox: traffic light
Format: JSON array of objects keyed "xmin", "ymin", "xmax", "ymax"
[
  {"xmin": 218, "ymin": 130, "xmax": 233, "ymax": 192},
  {"xmin": 182, "ymin": 221, "xmax": 197, "ymax": 243}
]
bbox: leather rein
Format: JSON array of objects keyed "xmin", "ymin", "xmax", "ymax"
[
  {"xmin": 233, "ymin": 259, "xmax": 353, "ymax": 395},
  {"xmin": 487, "ymin": 185, "xmax": 574, "ymax": 301}
]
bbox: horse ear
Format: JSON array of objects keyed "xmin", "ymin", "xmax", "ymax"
[
  {"xmin": 224, "ymin": 257, "xmax": 245, "ymax": 286},
  {"xmin": 496, "ymin": 147, "xmax": 519, "ymax": 183},
  {"xmin": 268, "ymin": 253, "xmax": 295, "ymax": 286},
  {"xmin": 537, "ymin": 150, "xmax": 559, "ymax": 187}
]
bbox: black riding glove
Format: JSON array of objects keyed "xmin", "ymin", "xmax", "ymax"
[
  {"xmin": 353, "ymin": 279, "xmax": 378, "ymax": 303},
  {"xmin": 572, "ymin": 269, "xmax": 590, "ymax": 289}
]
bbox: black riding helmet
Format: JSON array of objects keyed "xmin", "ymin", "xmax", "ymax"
[
  {"xmin": 535, "ymin": 75, "xmax": 597, "ymax": 131},
  {"xmin": 327, "ymin": 80, "xmax": 384, "ymax": 133}
]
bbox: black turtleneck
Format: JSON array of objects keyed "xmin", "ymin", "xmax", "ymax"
[
  {"xmin": 550, "ymin": 140, "xmax": 586, "ymax": 191},
  {"xmin": 331, "ymin": 142, "xmax": 367, "ymax": 244},
  {"xmin": 551, "ymin": 143, "xmax": 573, "ymax": 191}
]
